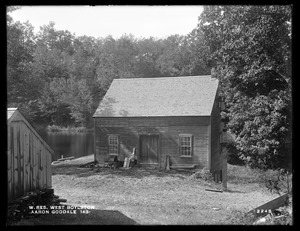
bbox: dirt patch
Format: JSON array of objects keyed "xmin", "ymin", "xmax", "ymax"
[{"xmin": 48, "ymin": 165, "xmax": 277, "ymax": 225}]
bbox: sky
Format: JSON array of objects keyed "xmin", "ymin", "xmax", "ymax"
[{"xmin": 10, "ymin": 5, "xmax": 204, "ymax": 39}]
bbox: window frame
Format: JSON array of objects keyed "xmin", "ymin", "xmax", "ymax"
[
  {"xmin": 108, "ymin": 134, "xmax": 119, "ymax": 155},
  {"xmin": 179, "ymin": 134, "xmax": 193, "ymax": 157}
]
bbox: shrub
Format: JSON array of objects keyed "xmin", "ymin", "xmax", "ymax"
[{"xmin": 259, "ymin": 169, "xmax": 292, "ymax": 195}]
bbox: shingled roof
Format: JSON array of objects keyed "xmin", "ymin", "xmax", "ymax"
[{"xmin": 93, "ymin": 75, "xmax": 219, "ymax": 117}]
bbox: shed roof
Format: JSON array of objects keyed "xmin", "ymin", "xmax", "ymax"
[{"xmin": 93, "ymin": 75, "xmax": 219, "ymax": 117}]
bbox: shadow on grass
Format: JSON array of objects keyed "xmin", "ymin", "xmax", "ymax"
[{"xmin": 10, "ymin": 208, "xmax": 138, "ymax": 225}]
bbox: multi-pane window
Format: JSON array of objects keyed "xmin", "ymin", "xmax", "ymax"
[
  {"xmin": 108, "ymin": 135, "xmax": 119, "ymax": 155},
  {"xmin": 179, "ymin": 134, "xmax": 193, "ymax": 157}
]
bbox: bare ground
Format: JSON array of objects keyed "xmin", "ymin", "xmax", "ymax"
[{"xmin": 46, "ymin": 158, "xmax": 277, "ymax": 225}]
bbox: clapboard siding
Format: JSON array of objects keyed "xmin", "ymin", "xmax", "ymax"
[
  {"xmin": 160, "ymin": 126, "xmax": 209, "ymax": 168},
  {"xmin": 7, "ymin": 109, "xmax": 53, "ymax": 202},
  {"xmin": 96, "ymin": 116, "xmax": 210, "ymax": 127},
  {"xmin": 94, "ymin": 117, "xmax": 210, "ymax": 169},
  {"xmin": 167, "ymin": 116, "xmax": 210, "ymax": 126}
]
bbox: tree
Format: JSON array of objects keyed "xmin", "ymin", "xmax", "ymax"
[
  {"xmin": 114, "ymin": 34, "xmax": 138, "ymax": 78},
  {"xmin": 37, "ymin": 78, "xmax": 71, "ymax": 125},
  {"xmin": 95, "ymin": 35, "xmax": 119, "ymax": 92},
  {"xmin": 155, "ymin": 33, "xmax": 210, "ymax": 77},
  {"xmin": 175, "ymin": 29, "xmax": 211, "ymax": 75},
  {"xmin": 69, "ymin": 35, "xmax": 101, "ymax": 111},
  {"xmin": 156, "ymin": 34, "xmax": 184, "ymax": 76},
  {"xmin": 32, "ymin": 22, "xmax": 75, "ymax": 82},
  {"xmin": 199, "ymin": 5, "xmax": 292, "ymax": 170},
  {"xmin": 66, "ymin": 78, "xmax": 94, "ymax": 127},
  {"xmin": 7, "ymin": 14, "xmax": 41, "ymax": 104},
  {"xmin": 134, "ymin": 37, "xmax": 163, "ymax": 77},
  {"xmin": 31, "ymin": 23, "xmax": 77, "ymax": 125}
]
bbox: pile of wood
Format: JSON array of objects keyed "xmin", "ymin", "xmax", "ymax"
[
  {"xmin": 7, "ymin": 188, "xmax": 66, "ymax": 224},
  {"xmin": 79, "ymin": 161, "xmax": 96, "ymax": 168}
]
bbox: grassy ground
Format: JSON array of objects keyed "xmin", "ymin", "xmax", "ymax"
[{"xmin": 11, "ymin": 155, "xmax": 280, "ymax": 225}]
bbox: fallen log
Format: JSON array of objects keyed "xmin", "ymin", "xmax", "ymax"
[{"xmin": 205, "ymin": 188, "xmax": 223, "ymax": 193}]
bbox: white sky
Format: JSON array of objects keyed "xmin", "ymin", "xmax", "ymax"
[{"xmin": 9, "ymin": 5, "xmax": 204, "ymax": 39}]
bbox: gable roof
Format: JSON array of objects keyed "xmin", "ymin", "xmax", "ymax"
[
  {"xmin": 93, "ymin": 75, "xmax": 219, "ymax": 117},
  {"xmin": 7, "ymin": 108, "xmax": 17, "ymax": 120},
  {"xmin": 7, "ymin": 108, "xmax": 54, "ymax": 154}
]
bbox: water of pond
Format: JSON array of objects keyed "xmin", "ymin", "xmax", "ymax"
[{"xmin": 38, "ymin": 130, "xmax": 94, "ymax": 161}]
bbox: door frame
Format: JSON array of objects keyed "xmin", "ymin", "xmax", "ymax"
[{"xmin": 138, "ymin": 134, "xmax": 161, "ymax": 167}]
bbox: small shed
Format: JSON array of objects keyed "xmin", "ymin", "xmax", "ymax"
[
  {"xmin": 93, "ymin": 75, "xmax": 227, "ymax": 186},
  {"xmin": 7, "ymin": 108, "xmax": 53, "ymax": 202}
]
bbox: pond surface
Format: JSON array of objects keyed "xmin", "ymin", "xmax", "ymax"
[{"xmin": 38, "ymin": 130, "xmax": 94, "ymax": 161}]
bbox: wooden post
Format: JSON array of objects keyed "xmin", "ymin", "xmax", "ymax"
[
  {"xmin": 166, "ymin": 155, "xmax": 170, "ymax": 171},
  {"xmin": 222, "ymin": 153, "xmax": 227, "ymax": 190}
]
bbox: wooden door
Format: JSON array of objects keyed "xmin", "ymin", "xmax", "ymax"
[{"xmin": 139, "ymin": 135, "xmax": 159, "ymax": 164}]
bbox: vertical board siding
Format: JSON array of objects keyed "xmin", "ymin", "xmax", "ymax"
[
  {"xmin": 210, "ymin": 96, "xmax": 221, "ymax": 173},
  {"xmin": 95, "ymin": 117, "xmax": 210, "ymax": 168},
  {"xmin": 7, "ymin": 126, "xmax": 13, "ymax": 201},
  {"xmin": 7, "ymin": 120, "xmax": 52, "ymax": 202},
  {"xmin": 13, "ymin": 124, "xmax": 18, "ymax": 198}
]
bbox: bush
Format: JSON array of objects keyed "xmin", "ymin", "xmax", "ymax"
[{"xmin": 259, "ymin": 169, "xmax": 292, "ymax": 195}]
